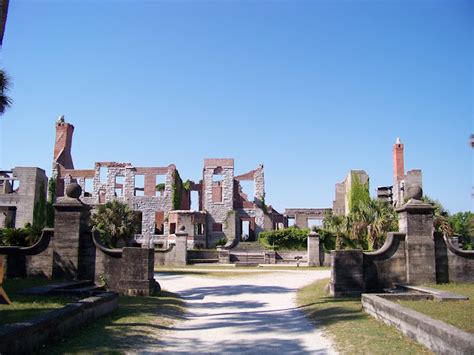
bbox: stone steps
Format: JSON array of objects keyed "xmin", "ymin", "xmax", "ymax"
[{"xmin": 231, "ymin": 242, "xmax": 272, "ymax": 253}]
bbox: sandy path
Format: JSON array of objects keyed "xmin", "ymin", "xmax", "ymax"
[{"xmin": 142, "ymin": 270, "xmax": 335, "ymax": 354}]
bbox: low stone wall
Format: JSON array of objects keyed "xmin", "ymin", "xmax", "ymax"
[
  {"xmin": 434, "ymin": 233, "xmax": 474, "ymax": 283},
  {"xmin": 363, "ymin": 233, "xmax": 407, "ymax": 291},
  {"xmin": 93, "ymin": 232, "xmax": 158, "ymax": 296},
  {"xmin": 0, "ymin": 229, "xmax": 55, "ymax": 278},
  {"xmin": 330, "ymin": 231, "xmax": 474, "ymax": 296},
  {"xmin": 362, "ymin": 294, "xmax": 474, "ymax": 354},
  {"xmin": 154, "ymin": 233, "xmax": 187, "ymax": 267},
  {"xmin": 187, "ymin": 250, "xmax": 219, "ymax": 263},
  {"xmin": 0, "ymin": 292, "xmax": 118, "ymax": 354},
  {"xmin": 276, "ymin": 251, "xmax": 307, "ymax": 264}
]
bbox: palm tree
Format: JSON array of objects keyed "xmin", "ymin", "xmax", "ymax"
[
  {"xmin": 351, "ymin": 199, "xmax": 397, "ymax": 250},
  {"xmin": 90, "ymin": 199, "xmax": 138, "ymax": 248},
  {"xmin": 0, "ymin": 69, "xmax": 12, "ymax": 115},
  {"xmin": 323, "ymin": 212, "xmax": 348, "ymax": 250}
]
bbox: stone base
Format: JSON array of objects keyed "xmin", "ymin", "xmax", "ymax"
[{"xmin": 120, "ymin": 279, "xmax": 160, "ymax": 296}]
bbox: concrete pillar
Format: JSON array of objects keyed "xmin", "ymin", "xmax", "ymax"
[
  {"xmin": 295, "ymin": 213, "xmax": 307, "ymax": 229},
  {"xmin": 53, "ymin": 183, "xmax": 93, "ymax": 279},
  {"xmin": 307, "ymin": 231, "xmax": 321, "ymax": 267},
  {"xmin": 397, "ymin": 199, "xmax": 436, "ymax": 285},
  {"xmin": 173, "ymin": 229, "xmax": 188, "ymax": 266}
]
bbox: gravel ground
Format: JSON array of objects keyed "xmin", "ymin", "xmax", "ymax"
[{"xmin": 140, "ymin": 269, "xmax": 336, "ymax": 354}]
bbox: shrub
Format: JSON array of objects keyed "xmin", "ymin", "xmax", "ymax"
[
  {"xmin": 90, "ymin": 200, "xmax": 138, "ymax": 248},
  {"xmin": 313, "ymin": 227, "xmax": 336, "ymax": 252},
  {"xmin": 215, "ymin": 237, "xmax": 227, "ymax": 247},
  {"xmin": 259, "ymin": 227, "xmax": 309, "ymax": 250},
  {"xmin": 0, "ymin": 223, "xmax": 42, "ymax": 247}
]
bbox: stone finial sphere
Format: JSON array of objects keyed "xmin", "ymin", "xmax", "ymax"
[
  {"xmin": 66, "ymin": 183, "xmax": 82, "ymax": 198},
  {"xmin": 405, "ymin": 185, "xmax": 423, "ymax": 201}
]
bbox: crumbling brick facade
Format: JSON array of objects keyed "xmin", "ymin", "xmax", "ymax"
[{"xmin": 51, "ymin": 119, "xmax": 286, "ymax": 248}]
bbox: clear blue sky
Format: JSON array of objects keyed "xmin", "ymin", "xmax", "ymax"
[{"xmin": 0, "ymin": 0, "xmax": 472, "ymax": 213}]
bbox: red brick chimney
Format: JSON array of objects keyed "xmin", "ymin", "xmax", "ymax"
[
  {"xmin": 393, "ymin": 137, "xmax": 404, "ymax": 182},
  {"xmin": 53, "ymin": 116, "xmax": 74, "ymax": 169}
]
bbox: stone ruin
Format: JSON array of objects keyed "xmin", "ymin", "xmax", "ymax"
[
  {"xmin": 51, "ymin": 119, "xmax": 326, "ymax": 248},
  {"xmin": 0, "ymin": 167, "xmax": 48, "ymax": 228}
]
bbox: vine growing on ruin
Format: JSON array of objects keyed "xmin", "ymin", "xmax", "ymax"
[{"xmin": 172, "ymin": 171, "xmax": 182, "ymax": 210}]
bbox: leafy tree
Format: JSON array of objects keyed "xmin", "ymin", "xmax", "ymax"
[
  {"xmin": 0, "ymin": 69, "xmax": 12, "ymax": 115},
  {"xmin": 449, "ymin": 212, "xmax": 474, "ymax": 237},
  {"xmin": 323, "ymin": 212, "xmax": 349, "ymax": 250},
  {"xmin": 449, "ymin": 211, "xmax": 474, "ymax": 249},
  {"xmin": 422, "ymin": 196, "xmax": 453, "ymax": 237},
  {"xmin": 90, "ymin": 199, "xmax": 138, "ymax": 248}
]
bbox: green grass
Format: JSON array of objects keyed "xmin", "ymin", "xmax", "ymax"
[
  {"xmin": 398, "ymin": 283, "xmax": 474, "ymax": 333},
  {"xmin": 41, "ymin": 290, "xmax": 185, "ymax": 354},
  {"xmin": 297, "ymin": 279, "xmax": 431, "ymax": 354},
  {"xmin": 0, "ymin": 278, "xmax": 78, "ymax": 326}
]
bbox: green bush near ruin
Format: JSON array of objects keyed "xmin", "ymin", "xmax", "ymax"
[
  {"xmin": 0, "ymin": 224, "xmax": 43, "ymax": 247},
  {"xmin": 90, "ymin": 199, "xmax": 139, "ymax": 248},
  {"xmin": 259, "ymin": 227, "xmax": 309, "ymax": 250}
]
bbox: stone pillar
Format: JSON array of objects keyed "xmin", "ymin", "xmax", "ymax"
[
  {"xmin": 307, "ymin": 231, "xmax": 321, "ymax": 267},
  {"xmin": 218, "ymin": 249, "xmax": 230, "ymax": 264},
  {"xmin": 173, "ymin": 229, "xmax": 188, "ymax": 266},
  {"xmin": 53, "ymin": 183, "xmax": 92, "ymax": 280},
  {"xmin": 397, "ymin": 199, "xmax": 436, "ymax": 285},
  {"xmin": 121, "ymin": 248, "xmax": 158, "ymax": 296},
  {"xmin": 329, "ymin": 250, "xmax": 364, "ymax": 297},
  {"xmin": 295, "ymin": 213, "xmax": 307, "ymax": 229}
]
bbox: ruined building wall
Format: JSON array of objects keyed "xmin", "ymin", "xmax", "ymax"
[
  {"xmin": 203, "ymin": 159, "xmax": 235, "ymax": 246},
  {"xmin": 0, "ymin": 167, "xmax": 48, "ymax": 228},
  {"xmin": 332, "ymin": 182, "xmax": 346, "ymax": 216}
]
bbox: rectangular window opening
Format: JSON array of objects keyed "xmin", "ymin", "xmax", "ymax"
[
  {"xmin": 212, "ymin": 223, "xmax": 223, "ymax": 232},
  {"xmin": 212, "ymin": 174, "xmax": 224, "ymax": 182},
  {"xmin": 239, "ymin": 181, "xmax": 254, "ymax": 202},
  {"xmin": 84, "ymin": 178, "xmax": 93, "ymax": 197},
  {"xmin": 195, "ymin": 223, "xmax": 204, "ymax": 235},
  {"xmin": 288, "ymin": 217, "xmax": 295, "ymax": 227},
  {"xmin": 308, "ymin": 218, "xmax": 322, "ymax": 229},
  {"xmin": 155, "ymin": 175, "xmax": 166, "ymax": 197},
  {"xmin": 242, "ymin": 220, "xmax": 250, "ymax": 240},
  {"xmin": 212, "ymin": 184, "xmax": 223, "ymax": 203},
  {"xmin": 191, "ymin": 190, "xmax": 199, "ymax": 211},
  {"xmin": 135, "ymin": 174, "xmax": 145, "ymax": 196},
  {"xmin": 115, "ymin": 175, "xmax": 124, "ymax": 197},
  {"xmin": 155, "ymin": 211, "xmax": 165, "ymax": 235},
  {"xmin": 99, "ymin": 166, "xmax": 107, "ymax": 183},
  {"xmin": 169, "ymin": 222, "xmax": 176, "ymax": 235}
]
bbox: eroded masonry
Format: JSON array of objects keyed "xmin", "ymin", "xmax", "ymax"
[{"xmin": 52, "ymin": 119, "xmax": 294, "ymax": 247}]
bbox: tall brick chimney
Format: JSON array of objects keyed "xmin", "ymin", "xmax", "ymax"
[
  {"xmin": 393, "ymin": 137, "xmax": 404, "ymax": 182},
  {"xmin": 53, "ymin": 116, "xmax": 74, "ymax": 169}
]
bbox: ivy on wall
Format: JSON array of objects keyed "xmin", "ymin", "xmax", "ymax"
[
  {"xmin": 172, "ymin": 170, "xmax": 183, "ymax": 210},
  {"xmin": 348, "ymin": 172, "xmax": 370, "ymax": 213},
  {"xmin": 32, "ymin": 182, "xmax": 46, "ymax": 228}
]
